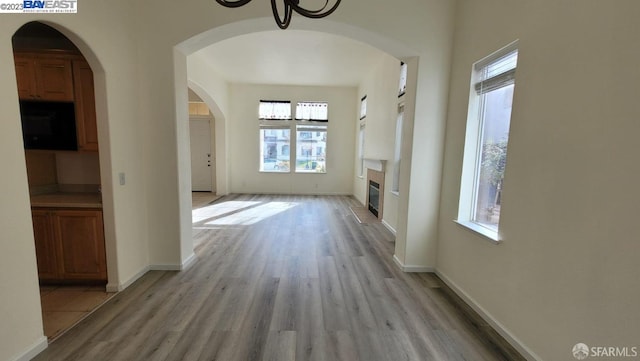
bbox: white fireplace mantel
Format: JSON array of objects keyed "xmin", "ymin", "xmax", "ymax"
[{"xmin": 364, "ymin": 159, "xmax": 386, "ymax": 173}]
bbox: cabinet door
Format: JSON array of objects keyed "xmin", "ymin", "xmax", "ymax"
[
  {"xmin": 36, "ymin": 58, "xmax": 75, "ymax": 101},
  {"xmin": 14, "ymin": 56, "xmax": 37, "ymax": 100},
  {"xmin": 31, "ymin": 210, "xmax": 59, "ymax": 280},
  {"xmin": 52, "ymin": 210, "xmax": 107, "ymax": 281},
  {"xmin": 72, "ymin": 60, "xmax": 99, "ymax": 151}
]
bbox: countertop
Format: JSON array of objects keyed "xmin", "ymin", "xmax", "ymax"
[{"xmin": 30, "ymin": 192, "xmax": 102, "ymax": 209}]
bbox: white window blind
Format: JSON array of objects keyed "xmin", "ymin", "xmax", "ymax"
[
  {"xmin": 296, "ymin": 102, "xmax": 328, "ymax": 122},
  {"xmin": 399, "ymin": 62, "xmax": 408, "ymax": 96},
  {"xmin": 474, "ymin": 47, "xmax": 518, "ymax": 95},
  {"xmin": 259, "ymin": 100, "xmax": 291, "ymax": 120}
]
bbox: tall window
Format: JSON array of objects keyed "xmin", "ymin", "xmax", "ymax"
[
  {"xmin": 358, "ymin": 123, "xmax": 365, "ymax": 177},
  {"xmin": 294, "ymin": 102, "xmax": 328, "ymax": 173},
  {"xmin": 259, "ymin": 100, "xmax": 291, "ymax": 172},
  {"xmin": 392, "ymin": 104, "xmax": 404, "ymax": 193},
  {"xmin": 457, "ymin": 42, "xmax": 518, "ymax": 240}
]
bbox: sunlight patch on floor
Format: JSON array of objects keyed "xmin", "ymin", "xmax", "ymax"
[
  {"xmin": 202, "ymin": 201, "xmax": 297, "ymax": 226},
  {"xmin": 192, "ymin": 201, "xmax": 261, "ymax": 223}
]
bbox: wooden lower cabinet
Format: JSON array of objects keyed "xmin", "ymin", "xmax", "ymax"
[{"xmin": 32, "ymin": 208, "xmax": 107, "ymax": 282}]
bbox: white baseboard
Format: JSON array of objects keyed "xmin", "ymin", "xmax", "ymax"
[
  {"xmin": 181, "ymin": 253, "xmax": 197, "ymax": 270},
  {"xmin": 381, "ymin": 220, "xmax": 396, "ymax": 235},
  {"xmin": 149, "ymin": 264, "xmax": 182, "ymax": 271},
  {"xmin": 107, "ymin": 265, "xmax": 150, "ymax": 292},
  {"xmin": 10, "ymin": 336, "xmax": 47, "ymax": 361},
  {"xmin": 435, "ymin": 270, "xmax": 541, "ymax": 361},
  {"xmin": 107, "ymin": 255, "xmax": 197, "ymax": 292},
  {"xmin": 392, "ymin": 254, "xmax": 435, "ymax": 273}
]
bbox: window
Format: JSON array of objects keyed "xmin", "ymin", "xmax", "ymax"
[
  {"xmin": 392, "ymin": 104, "xmax": 404, "ymax": 193},
  {"xmin": 258, "ymin": 100, "xmax": 329, "ymax": 174},
  {"xmin": 398, "ymin": 62, "xmax": 407, "ymax": 97},
  {"xmin": 360, "ymin": 96, "xmax": 367, "ymax": 120},
  {"xmin": 260, "ymin": 126, "xmax": 290, "ymax": 172},
  {"xmin": 295, "ymin": 124, "xmax": 327, "ymax": 173},
  {"xmin": 457, "ymin": 41, "xmax": 518, "ymax": 241},
  {"xmin": 358, "ymin": 123, "xmax": 365, "ymax": 177}
]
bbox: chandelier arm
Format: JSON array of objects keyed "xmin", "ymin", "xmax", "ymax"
[
  {"xmin": 271, "ymin": 0, "xmax": 293, "ymax": 29},
  {"xmin": 216, "ymin": 0, "xmax": 254, "ymax": 8},
  {"xmin": 285, "ymin": 0, "xmax": 341, "ymax": 18},
  {"xmin": 283, "ymin": 0, "xmax": 328, "ymax": 14}
]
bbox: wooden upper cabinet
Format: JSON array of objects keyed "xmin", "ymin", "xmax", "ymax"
[
  {"xmin": 14, "ymin": 56, "xmax": 38, "ymax": 100},
  {"xmin": 72, "ymin": 60, "xmax": 99, "ymax": 151},
  {"xmin": 14, "ymin": 54, "xmax": 74, "ymax": 101}
]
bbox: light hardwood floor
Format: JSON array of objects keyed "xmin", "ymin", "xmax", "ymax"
[{"xmin": 34, "ymin": 194, "xmax": 523, "ymax": 361}]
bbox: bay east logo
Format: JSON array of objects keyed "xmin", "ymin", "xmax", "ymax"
[
  {"xmin": 23, "ymin": 0, "xmax": 77, "ymax": 12},
  {"xmin": 573, "ymin": 343, "xmax": 590, "ymax": 360}
]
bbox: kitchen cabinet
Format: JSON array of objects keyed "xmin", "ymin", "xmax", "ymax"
[
  {"xmin": 32, "ymin": 208, "xmax": 107, "ymax": 282},
  {"xmin": 72, "ymin": 60, "xmax": 99, "ymax": 151},
  {"xmin": 14, "ymin": 54, "xmax": 74, "ymax": 101},
  {"xmin": 15, "ymin": 52, "xmax": 99, "ymax": 152}
]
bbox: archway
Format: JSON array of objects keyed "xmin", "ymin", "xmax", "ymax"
[
  {"xmin": 11, "ymin": 21, "xmax": 119, "ymax": 338},
  {"xmin": 173, "ymin": 17, "xmax": 419, "ymax": 265}
]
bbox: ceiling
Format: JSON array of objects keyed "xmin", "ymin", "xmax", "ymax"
[{"xmin": 193, "ymin": 30, "xmax": 392, "ymax": 87}]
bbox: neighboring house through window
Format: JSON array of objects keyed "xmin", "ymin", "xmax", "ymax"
[
  {"xmin": 259, "ymin": 100, "xmax": 291, "ymax": 172},
  {"xmin": 258, "ymin": 100, "xmax": 328, "ymax": 174}
]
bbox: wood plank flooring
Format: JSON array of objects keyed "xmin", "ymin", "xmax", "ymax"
[{"xmin": 34, "ymin": 194, "xmax": 523, "ymax": 361}]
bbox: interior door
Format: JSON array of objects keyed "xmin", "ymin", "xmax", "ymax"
[{"xmin": 190, "ymin": 118, "xmax": 213, "ymax": 192}]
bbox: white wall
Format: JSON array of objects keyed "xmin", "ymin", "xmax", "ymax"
[
  {"xmin": 55, "ymin": 152, "xmax": 101, "ymax": 185},
  {"xmin": 229, "ymin": 84, "xmax": 356, "ymax": 195},
  {"xmin": 353, "ymin": 54, "xmax": 403, "ymax": 232},
  {"xmin": 0, "ymin": 48, "xmax": 47, "ymax": 358},
  {"xmin": 0, "ymin": 1, "xmax": 150, "ymax": 359},
  {"xmin": 438, "ymin": 0, "xmax": 640, "ymax": 359}
]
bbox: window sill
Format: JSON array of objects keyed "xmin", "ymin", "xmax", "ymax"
[{"xmin": 454, "ymin": 220, "xmax": 501, "ymax": 244}]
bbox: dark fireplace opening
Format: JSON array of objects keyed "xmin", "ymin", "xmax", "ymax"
[{"xmin": 368, "ymin": 180, "xmax": 380, "ymax": 218}]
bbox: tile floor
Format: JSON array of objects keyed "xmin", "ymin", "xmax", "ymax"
[
  {"xmin": 192, "ymin": 191, "xmax": 222, "ymax": 209},
  {"xmin": 39, "ymin": 192, "xmax": 221, "ymax": 341},
  {"xmin": 40, "ymin": 285, "xmax": 114, "ymax": 341}
]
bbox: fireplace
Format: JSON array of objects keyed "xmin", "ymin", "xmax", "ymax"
[
  {"xmin": 368, "ymin": 180, "xmax": 380, "ymax": 217},
  {"xmin": 366, "ymin": 168, "xmax": 385, "ymax": 220}
]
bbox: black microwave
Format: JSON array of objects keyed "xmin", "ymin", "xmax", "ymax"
[{"xmin": 20, "ymin": 100, "xmax": 78, "ymax": 151}]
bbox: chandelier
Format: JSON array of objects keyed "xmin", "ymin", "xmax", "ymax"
[{"xmin": 215, "ymin": 0, "xmax": 341, "ymax": 29}]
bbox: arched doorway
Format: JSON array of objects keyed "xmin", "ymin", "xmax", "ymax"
[
  {"xmin": 12, "ymin": 21, "xmax": 116, "ymax": 340},
  {"xmin": 172, "ymin": 18, "xmax": 419, "ymax": 264}
]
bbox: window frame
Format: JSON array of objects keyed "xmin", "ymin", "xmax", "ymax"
[
  {"xmin": 456, "ymin": 41, "xmax": 519, "ymax": 243},
  {"xmin": 391, "ymin": 103, "xmax": 404, "ymax": 194},
  {"xmin": 259, "ymin": 123, "xmax": 291, "ymax": 173},
  {"xmin": 294, "ymin": 122, "xmax": 327, "ymax": 174},
  {"xmin": 257, "ymin": 100, "xmax": 331, "ymax": 175}
]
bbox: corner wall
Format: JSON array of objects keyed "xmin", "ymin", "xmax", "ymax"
[{"xmin": 438, "ymin": 0, "xmax": 640, "ymax": 359}]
